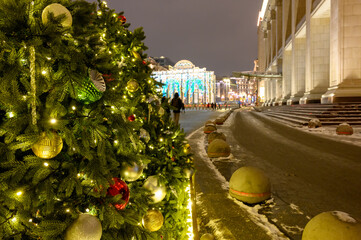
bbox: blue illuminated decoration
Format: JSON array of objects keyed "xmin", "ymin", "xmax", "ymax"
[{"xmin": 152, "ymin": 60, "xmax": 215, "ymax": 104}]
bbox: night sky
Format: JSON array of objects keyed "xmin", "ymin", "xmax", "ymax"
[{"xmin": 86, "ymin": 0, "xmax": 263, "ymax": 77}]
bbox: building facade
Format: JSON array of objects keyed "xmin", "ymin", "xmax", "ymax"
[
  {"xmin": 152, "ymin": 60, "xmax": 216, "ymax": 104},
  {"xmin": 216, "ymin": 77, "xmax": 257, "ymax": 104},
  {"xmin": 257, "ymin": 0, "xmax": 361, "ymax": 105}
]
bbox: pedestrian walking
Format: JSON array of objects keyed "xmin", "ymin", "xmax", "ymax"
[{"xmin": 170, "ymin": 92, "xmax": 184, "ymax": 125}]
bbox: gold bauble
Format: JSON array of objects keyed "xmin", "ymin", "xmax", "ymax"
[
  {"xmin": 42, "ymin": 3, "xmax": 73, "ymax": 27},
  {"xmin": 142, "ymin": 209, "xmax": 164, "ymax": 232},
  {"xmin": 126, "ymin": 80, "xmax": 139, "ymax": 92},
  {"xmin": 183, "ymin": 143, "xmax": 191, "ymax": 154},
  {"xmin": 32, "ymin": 132, "xmax": 63, "ymax": 159}
]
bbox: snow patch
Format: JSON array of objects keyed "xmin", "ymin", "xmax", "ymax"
[
  {"xmin": 205, "ymin": 219, "xmax": 234, "ymax": 240},
  {"xmin": 280, "ymin": 223, "xmax": 304, "ymax": 234},
  {"xmin": 290, "ymin": 203, "xmax": 304, "ymax": 215},
  {"xmin": 230, "ymin": 196, "xmax": 289, "ymax": 240},
  {"xmin": 332, "ymin": 211, "xmax": 357, "ymax": 223}
]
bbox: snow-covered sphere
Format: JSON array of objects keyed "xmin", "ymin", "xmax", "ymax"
[
  {"xmin": 207, "ymin": 139, "xmax": 230, "ymax": 158},
  {"xmin": 302, "ymin": 211, "xmax": 361, "ymax": 240},
  {"xmin": 65, "ymin": 214, "xmax": 102, "ymax": 240},
  {"xmin": 336, "ymin": 123, "xmax": 353, "ymax": 135},
  {"xmin": 143, "ymin": 176, "xmax": 166, "ymax": 203},
  {"xmin": 229, "ymin": 166, "xmax": 271, "ymax": 204},
  {"xmin": 42, "ymin": 3, "xmax": 73, "ymax": 27}
]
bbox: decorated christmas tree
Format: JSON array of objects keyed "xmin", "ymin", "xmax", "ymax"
[{"xmin": 0, "ymin": 0, "xmax": 193, "ymax": 239}]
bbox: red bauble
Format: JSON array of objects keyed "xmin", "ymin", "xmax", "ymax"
[
  {"xmin": 118, "ymin": 15, "xmax": 126, "ymax": 24},
  {"xmin": 142, "ymin": 60, "xmax": 147, "ymax": 65},
  {"xmin": 128, "ymin": 115, "xmax": 135, "ymax": 122},
  {"xmin": 107, "ymin": 178, "xmax": 130, "ymax": 210}
]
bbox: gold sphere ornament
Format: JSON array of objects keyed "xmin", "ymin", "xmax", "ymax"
[
  {"xmin": 142, "ymin": 209, "xmax": 164, "ymax": 232},
  {"xmin": 65, "ymin": 214, "xmax": 102, "ymax": 240},
  {"xmin": 42, "ymin": 3, "xmax": 73, "ymax": 27},
  {"xmin": 143, "ymin": 176, "xmax": 166, "ymax": 203},
  {"xmin": 126, "ymin": 79, "xmax": 139, "ymax": 92},
  {"xmin": 32, "ymin": 132, "xmax": 63, "ymax": 159}
]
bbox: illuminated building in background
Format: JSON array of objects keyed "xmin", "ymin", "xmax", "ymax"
[
  {"xmin": 152, "ymin": 60, "xmax": 216, "ymax": 104},
  {"xmin": 216, "ymin": 77, "xmax": 257, "ymax": 104}
]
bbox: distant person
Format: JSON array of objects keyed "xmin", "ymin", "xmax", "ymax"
[
  {"xmin": 170, "ymin": 92, "xmax": 184, "ymax": 125},
  {"xmin": 211, "ymin": 103, "xmax": 214, "ymax": 110}
]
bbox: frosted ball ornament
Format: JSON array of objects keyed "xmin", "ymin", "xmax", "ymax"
[
  {"xmin": 42, "ymin": 3, "xmax": 72, "ymax": 27},
  {"xmin": 142, "ymin": 209, "xmax": 164, "ymax": 232},
  {"xmin": 32, "ymin": 132, "xmax": 63, "ymax": 159},
  {"xmin": 65, "ymin": 214, "xmax": 102, "ymax": 240},
  {"xmin": 121, "ymin": 162, "xmax": 144, "ymax": 182},
  {"xmin": 143, "ymin": 176, "xmax": 166, "ymax": 203}
]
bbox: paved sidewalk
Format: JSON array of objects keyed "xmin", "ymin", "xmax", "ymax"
[{"xmin": 187, "ymin": 109, "xmax": 280, "ymax": 240}]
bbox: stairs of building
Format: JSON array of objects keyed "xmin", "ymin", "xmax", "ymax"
[{"xmin": 259, "ymin": 103, "xmax": 361, "ymax": 126}]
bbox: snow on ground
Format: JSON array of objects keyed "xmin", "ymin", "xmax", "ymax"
[
  {"xmin": 300, "ymin": 125, "xmax": 361, "ymax": 147},
  {"xmin": 187, "ymin": 123, "xmax": 290, "ymax": 240}
]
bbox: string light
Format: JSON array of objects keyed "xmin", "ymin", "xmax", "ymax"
[
  {"xmin": 46, "ymin": 57, "xmax": 52, "ymax": 60},
  {"xmin": 29, "ymin": 219, "xmax": 33, "ymax": 222},
  {"xmin": 44, "ymin": 162, "xmax": 49, "ymax": 167},
  {"xmin": 97, "ymin": 11, "xmax": 102, "ymax": 16},
  {"xmin": 159, "ymin": 138, "xmax": 164, "ymax": 142},
  {"xmin": 16, "ymin": 191, "xmax": 23, "ymax": 196},
  {"xmin": 86, "ymin": 208, "xmax": 90, "ymax": 213},
  {"xmin": 65, "ymin": 208, "xmax": 70, "ymax": 213},
  {"xmin": 7, "ymin": 112, "xmax": 15, "ymax": 118},
  {"xmin": 50, "ymin": 118, "xmax": 57, "ymax": 124},
  {"xmin": 114, "ymin": 140, "xmax": 119, "ymax": 145},
  {"xmin": 72, "ymin": 106, "xmax": 76, "ymax": 110},
  {"xmin": 41, "ymin": 70, "xmax": 47, "ymax": 75},
  {"xmin": 11, "ymin": 217, "xmax": 17, "ymax": 223}
]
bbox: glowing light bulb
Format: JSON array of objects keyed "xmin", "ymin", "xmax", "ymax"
[
  {"xmin": 46, "ymin": 57, "xmax": 51, "ymax": 60},
  {"xmin": 114, "ymin": 140, "xmax": 119, "ymax": 144},
  {"xmin": 65, "ymin": 209, "xmax": 70, "ymax": 213},
  {"xmin": 29, "ymin": 219, "xmax": 33, "ymax": 222},
  {"xmin": 8, "ymin": 112, "xmax": 14, "ymax": 118},
  {"xmin": 11, "ymin": 217, "xmax": 17, "ymax": 223},
  {"xmin": 44, "ymin": 162, "xmax": 49, "ymax": 167},
  {"xmin": 86, "ymin": 208, "xmax": 90, "ymax": 212},
  {"xmin": 159, "ymin": 138, "xmax": 164, "ymax": 142},
  {"xmin": 50, "ymin": 118, "xmax": 57, "ymax": 124},
  {"xmin": 72, "ymin": 106, "xmax": 76, "ymax": 110},
  {"xmin": 97, "ymin": 11, "xmax": 102, "ymax": 15},
  {"xmin": 41, "ymin": 70, "xmax": 47, "ymax": 75},
  {"xmin": 16, "ymin": 191, "xmax": 23, "ymax": 196}
]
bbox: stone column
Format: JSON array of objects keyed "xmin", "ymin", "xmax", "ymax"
[
  {"xmin": 287, "ymin": 0, "xmax": 306, "ymax": 105},
  {"xmin": 322, "ymin": 0, "xmax": 361, "ymax": 103},
  {"xmin": 301, "ymin": 0, "xmax": 330, "ymax": 104},
  {"xmin": 281, "ymin": 50, "xmax": 292, "ymax": 104},
  {"xmin": 276, "ymin": 0, "xmax": 283, "ymax": 56},
  {"xmin": 271, "ymin": 9, "xmax": 277, "ymax": 63}
]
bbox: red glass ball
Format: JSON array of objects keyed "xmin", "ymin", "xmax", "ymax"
[
  {"xmin": 107, "ymin": 178, "xmax": 130, "ymax": 210},
  {"xmin": 128, "ymin": 115, "xmax": 135, "ymax": 122},
  {"xmin": 118, "ymin": 15, "xmax": 126, "ymax": 24}
]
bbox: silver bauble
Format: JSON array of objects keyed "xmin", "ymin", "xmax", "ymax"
[
  {"xmin": 65, "ymin": 214, "xmax": 102, "ymax": 240},
  {"xmin": 121, "ymin": 162, "xmax": 144, "ymax": 182},
  {"xmin": 143, "ymin": 176, "xmax": 166, "ymax": 203}
]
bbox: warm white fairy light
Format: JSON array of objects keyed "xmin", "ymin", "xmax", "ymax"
[
  {"xmin": 108, "ymin": 51, "xmax": 112, "ymax": 54},
  {"xmin": 97, "ymin": 10, "xmax": 102, "ymax": 15},
  {"xmin": 50, "ymin": 118, "xmax": 57, "ymax": 124},
  {"xmin": 72, "ymin": 106, "xmax": 76, "ymax": 110},
  {"xmin": 65, "ymin": 208, "xmax": 70, "ymax": 213},
  {"xmin": 113, "ymin": 13, "xmax": 117, "ymax": 18},
  {"xmin": 114, "ymin": 140, "xmax": 118, "ymax": 145},
  {"xmin": 16, "ymin": 191, "xmax": 23, "ymax": 196},
  {"xmin": 41, "ymin": 70, "xmax": 47, "ymax": 75},
  {"xmin": 11, "ymin": 217, "xmax": 17, "ymax": 223},
  {"xmin": 46, "ymin": 57, "xmax": 52, "ymax": 60},
  {"xmin": 86, "ymin": 208, "xmax": 90, "ymax": 213},
  {"xmin": 186, "ymin": 185, "xmax": 194, "ymax": 240},
  {"xmin": 149, "ymin": 145, "xmax": 154, "ymax": 150},
  {"xmin": 44, "ymin": 162, "xmax": 49, "ymax": 167},
  {"xmin": 8, "ymin": 112, "xmax": 14, "ymax": 118},
  {"xmin": 102, "ymin": 1, "xmax": 108, "ymax": 7},
  {"xmin": 22, "ymin": 95, "xmax": 27, "ymax": 100},
  {"xmin": 29, "ymin": 218, "xmax": 33, "ymax": 222},
  {"xmin": 159, "ymin": 138, "xmax": 164, "ymax": 142}
]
